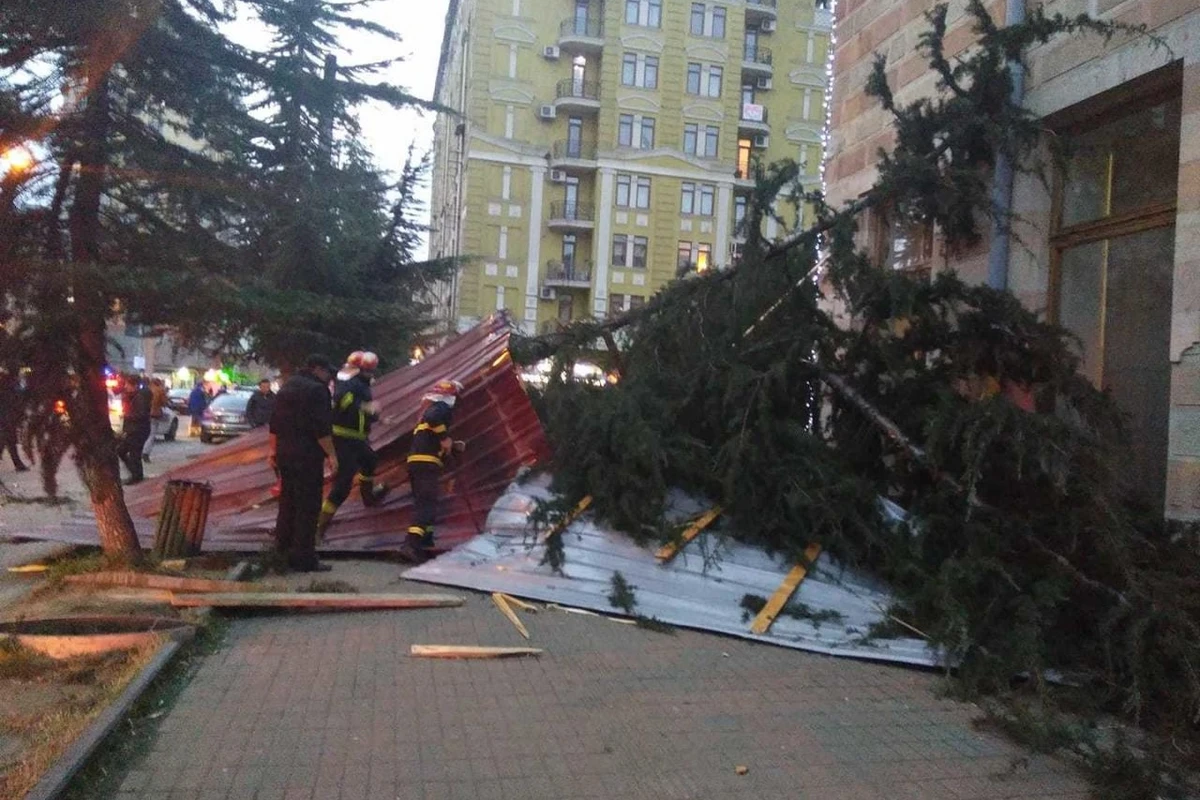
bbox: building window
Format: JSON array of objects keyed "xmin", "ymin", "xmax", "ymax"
[
  {"xmin": 632, "ymin": 236, "xmax": 648, "ymax": 268},
  {"xmin": 866, "ymin": 203, "xmax": 933, "ymax": 277},
  {"xmin": 615, "ymin": 173, "xmax": 631, "ymax": 207},
  {"xmin": 612, "ymin": 234, "xmax": 627, "ymax": 266},
  {"xmin": 677, "ymin": 240, "xmax": 693, "ymax": 270},
  {"xmin": 618, "ymin": 114, "xmax": 634, "ymax": 146},
  {"xmin": 644, "ymin": 56, "xmax": 659, "ymax": 89},
  {"xmin": 625, "ymin": 0, "xmax": 660, "ymax": 27},
  {"xmin": 707, "ymin": 66, "xmax": 722, "ymax": 98},
  {"xmin": 625, "ymin": 0, "xmax": 638, "ymax": 24},
  {"xmin": 711, "ymin": 6, "xmax": 726, "ymax": 38},
  {"xmin": 683, "ymin": 123, "xmax": 698, "ymax": 155},
  {"xmin": 687, "ymin": 63, "xmax": 701, "ymax": 95},
  {"xmin": 736, "ymin": 138, "xmax": 752, "ymax": 179},
  {"xmin": 635, "ymin": 176, "xmax": 651, "ymax": 208},
  {"xmin": 609, "ymin": 294, "xmax": 628, "ymax": 317},
  {"xmin": 698, "ymin": 184, "xmax": 715, "ymax": 216},
  {"xmin": 696, "ymin": 243, "xmax": 712, "ymax": 272},
  {"xmin": 622, "ymin": 54, "xmax": 637, "ymax": 86},
  {"xmin": 648, "ymin": 0, "xmax": 661, "ymax": 27},
  {"xmin": 629, "ymin": 295, "xmax": 646, "ymax": 310},
  {"xmin": 561, "ymin": 233, "xmax": 577, "ymax": 269},
  {"xmin": 734, "ymin": 195, "xmax": 747, "ymax": 230},
  {"xmin": 703, "ymin": 125, "xmax": 719, "ymax": 157},
  {"xmin": 639, "ymin": 117, "xmax": 655, "ymax": 148},
  {"xmin": 690, "ymin": 3, "xmax": 705, "ymax": 35},
  {"xmin": 680, "ymin": 183, "xmax": 695, "ymax": 215},
  {"xmin": 1051, "ymin": 87, "xmax": 1181, "ymax": 508}
]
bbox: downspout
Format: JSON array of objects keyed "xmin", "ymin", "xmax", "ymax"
[{"xmin": 985, "ymin": 0, "xmax": 1026, "ymax": 290}]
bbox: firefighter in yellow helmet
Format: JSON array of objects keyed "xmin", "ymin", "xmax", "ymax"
[
  {"xmin": 400, "ymin": 379, "xmax": 465, "ymax": 561},
  {"xmin": 317, "ymin": 351, "xmax": 390, "ymax": 539}
]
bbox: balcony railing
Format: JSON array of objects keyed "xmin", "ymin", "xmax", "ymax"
[
  {"xmin": 556, "ymin": 79, "xmax": 601, "ymax": 102},
  {"xmin": 549, "ymin": 202, "xmax": 596, "ymax": 222},
  {"xmin": 743, "ymin": 46, "xmax": 773, "ymax": 66},
  {"xmin": 747, "ymin": 0, "xmax": 777, "ymax": 8},
  {"xmin": 559, "ymin": 16, "xmax": 604, "ymax": 39},
  {"xmin": 545, "ymin": 260, "xmax": 593, "ymax": 285},
  {"xmin": 551, "ymin": 140, "xmax": 598, "ymax": 161}
]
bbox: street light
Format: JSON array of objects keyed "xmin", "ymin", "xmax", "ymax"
[{"xmin": 0, "ymin": 145, "xmax": 34, "ymax": 175}]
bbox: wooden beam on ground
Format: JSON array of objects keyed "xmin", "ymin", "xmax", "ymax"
[
  {"xmin": 170, "ymin": 592, "xmax": 464, "ymax": 610},
  {"xmin": 539, "ymin": 496, "xmax": 593, "ymax": 543},
  {"xmin": 498, "ymin": 593, "xmax": 539, "ymax": 612},
  {"xmin": 66, "ymin": 571, "xmax": 264, "ymax": 594},
  {"xmin": 410, "ymin": 645, "xmax": 543, "ymax": 659},
  {"xmin": 749, "ymin": 543, "xmax": 823, "ymax": 635},
  {"xmin": 491, "ymin": 592, "xmax": 530, "ymax": 639},
  {"xmin": 655, "ymin": 507, "xmax": 723, "ymax": 562}
]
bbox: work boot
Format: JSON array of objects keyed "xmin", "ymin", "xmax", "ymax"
[
  {"xmin": 398, "ymin": 532, "xmax": 430, "ymax": 564},
  {"xmin": 360, "ymin": 480, "xmax": 391, "ymax": 508},
  {"xmin": 316, "ymin": 502, "xmax": 337, "ymax": 544}
]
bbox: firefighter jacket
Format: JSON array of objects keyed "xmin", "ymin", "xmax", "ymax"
[
  {"xmin": 407, "ymin": 401, "xmax": 453, "ymax": 468},
  {"xmin": 331, "ymin": 374, "xmax": 377, "ymax": 441}
]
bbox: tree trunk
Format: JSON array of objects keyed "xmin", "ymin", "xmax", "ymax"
[{"xmin": 68, "ymin": 71, "xmax": 142, "ymax": 559}]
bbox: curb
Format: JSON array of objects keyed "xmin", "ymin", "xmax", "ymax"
[{"xmin": 22, "ymin": 559, "xmax": 250, "ymax": 800}]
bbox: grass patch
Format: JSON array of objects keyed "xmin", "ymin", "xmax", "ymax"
[
  {"xmin": 304, "ymin": 579, "xmax": 358, "ymax": 594},
  {"xmin": 0, "ymin": 641, "xmax": 160, "ymax": 799},
  {"xmin": 0, "ymin": 638, "xmax": 57, "ymax": 680},
  {"xmin": 633, "ymin": 616, "xmax": 675, "ymax": 635},
  {"xmin": 738, "ymin": 594, "xmax": 846, "ymax": 628}
]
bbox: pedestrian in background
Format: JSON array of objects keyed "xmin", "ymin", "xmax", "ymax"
[
  {"xmin": 0, "ymin": 369, "xmax": 29, "ymax": 472},
  {"xmin": 117, "ymin": 374, "xmax": 152, "ymax": 484},
  {"xmin": 268, "ymin": 355, "xmax": 337, "ymax": 572},
  {"xmin": 187, "ymin": 381, "xmax": 207, "ymax": 437},
  {"xmin": 246, "ymin": 378, "xmax": 276, "ymax": 428},
  {"xmin": 142, "ymin": 377, "xmax": 168, "ymax": 462}
]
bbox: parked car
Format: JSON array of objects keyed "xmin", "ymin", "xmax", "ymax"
[
  {"xmin": 199, "ymin": 389, "xmax": 254, "ymax": 443},
  {"xmin": 166, "ymin": 387, "xmax": 191, "ymax": 414}
]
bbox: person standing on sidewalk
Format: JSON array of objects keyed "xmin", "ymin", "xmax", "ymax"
[
  {"xmin": 317, "ymin": 351, "xmax": 390, "ymax": 539},
  {"xmin": 187, "ymin": 381, "xmax": 207, "ymax": 437},
  {"xmin": 0, "ymin": 369, "xmax": 29, "ymax": 472},
  {"xmin": 401, "ymin": 379, "xmax": 466, "ymax": 562},
  {"xmin": 117, "ymin": 375, "xmax": 152, "ymax": 485},
  {"xmin": 267, "ymin": 354, "xmax": 337, "ymax": 572},
  {"xmin": 245, "ymin": 378, "xmax": 276, "ymax": 428},
  {"xmin": 142, "ymin": 377, "xmax": 168, "ymax": 463}
]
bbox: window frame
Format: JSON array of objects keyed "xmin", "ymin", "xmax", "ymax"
[
  {"xmin": 621, "ymin": 53, "xmax": 637, "ymax": 86},
  {"xmin": 686, "ymin": 63, "xmax": 702, "ymax": 95},
  {"xmin": 690, "ymin": 2, "xmax": 705, "ymax": 35},
  {"xmin": 699, "ymin": 184, "xmax": 715, "ymax": 216},
  {"xmin": 639, "ymin": 117, "xmax": 655, "ymax": 149},
  {"xmin": 707, "ymin": 66, "xmax": 723, "ymax": 98},
  {"xmin": 711, "ymin": 6, "xmax": 726, "ymax": 38},
  {"xmin": 612, "ymin": 234, "xmax": 628, "ymax": 267},
  {"xmin": 615, "ymin": 173, "xmax": 631, "ymax": 208},
  {"xmin": 635, "ymin": 175, "xmax": 651, "ymax": 209},
  {"xmin": 703, "ymin": 125, "xmax": 719, "ymax": 158},
  {"xmin": 632, "ymin": 235, "xmax": 649, "ymax": 268},
  {"xmin": 618, "ymin": 114, "xmax": 634, "ymax": 147},
  {"xmin": 683, "ymin": 123, "xmax": 698, "ymax": 155},
  {"xmin": 643, "ymin": 56, "xmax": 659, "ymax": 89},
  {"xmin": 680, "ymin": 183, "xmax": 696, "ymax": 215}
]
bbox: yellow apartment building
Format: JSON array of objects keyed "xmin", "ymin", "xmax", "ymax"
[{"xmin": 429, "ymin": 0, "xmax": 833, "ymax": 333}]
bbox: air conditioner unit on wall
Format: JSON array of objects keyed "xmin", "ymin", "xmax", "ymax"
[
  {"xmin": 753, "ymin": 133, "xmax": 770, "ymax": 148},
  {"xmin": 543, "ymin": 45, "xmax": 561, "ymax": 59},
  {"xmin": 756, "ymin": 76, "xmax": 772, "ymax": 90},
  {"xmin": 549, "ymin": 169, "xmax": 568, "ymax": 183},
  {"xmin": 761, "ymin": 19, "xmax": 776, "ymax": 33},
  {"xmin": 538, "ymin": 104, "xmax": 557, "ymax": 120},
  {"xmin": 539, "ymin": 286, "xmax": 557, "ymax": 300}
]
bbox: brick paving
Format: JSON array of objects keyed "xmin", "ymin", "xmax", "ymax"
[{"xmin": 113, "ymin": 571, "xmax": 1088, "ymax": 800}]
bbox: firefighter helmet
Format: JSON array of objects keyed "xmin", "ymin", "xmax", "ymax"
[
  {"xmin": 359, "ymin": 351, "xmax": 379, "ymax": 372},
  {"xmin": 346, "ymin": 351, "xmax": 366, "ymax": 368},
  {"xmin": 422, "ymin": 379, "xmax": 464, "ymax": 408}
]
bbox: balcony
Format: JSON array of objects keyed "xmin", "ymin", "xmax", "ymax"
[
  {"xmin": 550, "ymin": 139, "xmax": 598, "ymax": 170},
  {"xmin": 738, "ymin": 103, "xmax": 770, "ymax": 135},
  {"xmin": 547, "ymin": 202, "xmax": 596, "ymax": 231},
  {"xmin": 544, "ymin": 260, "xmax": 593, "ymax": 288},
  {"xmin": 742, "ymin": 46, "xmax": 773, "ymax": 77},
  {"xmin": 559, "ymin": 17, "xmax": 605, "ymax": 53},
  {"xmin": 554, "ymin": 79, "xmax": 601, "ymax": 114},
  {"xmin": 745, "ymin": 0, "xmax": 778, "ymax": 22}
]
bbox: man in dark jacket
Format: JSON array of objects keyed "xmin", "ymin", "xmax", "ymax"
[
  {"xmin": 268, "ymin": 355, "xmax": 337, "ymax": 572},
  {"xmin": 187, "ymin": 382, "xmax": 207, "ymax": 437},
  {"xmin": 317, "ymin": 351, "xmax": 390, "ymax": 539},
  {"xmin": 117, "ymin": 375, "xmax": 152, "ymax": 484},
  {"xmin": 245, "ymin": 379, "xmax": 276, "ymax": 428},
  {"xmin": 0, "ymin": 370, "xmax": 29, "ymax": 472}
]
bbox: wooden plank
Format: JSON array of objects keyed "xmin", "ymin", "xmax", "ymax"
[
  {"xmin": 170, "ymin": 592, "xmax": 464, "ymax": 609},
  {"xmin": 491, "ymin": 592, "xmax": 530, "ymax": 639},
  {"xmin": 655, "ymin": 507, "xmax": 723, "ymax": 562},
  {"xmin": 66, "ymin": 571, "xmax": 264, "ymax": 594},
  {"xmin": 410, "ymin": 644, "xmax": 543, "ymax": 659},
  {"xmin": 539, "ymin": 496, "xmax": 593, "ymax": 543},
  {"xmin": 498, "ymin": 593, "xmax": 539, "ymax": 612},
  {"xmin": 749, "ymin": 543, "xmax": 823, "ymax": 635}
]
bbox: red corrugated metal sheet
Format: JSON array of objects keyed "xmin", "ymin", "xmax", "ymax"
[{"xmin": 58, "ymin": 316, "xmax": 550, "ymax": 552}]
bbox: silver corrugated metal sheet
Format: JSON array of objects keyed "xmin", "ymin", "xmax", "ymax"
[{"xmin": 407, "ymin": 475, "xmax": 942, "ymax": 667}]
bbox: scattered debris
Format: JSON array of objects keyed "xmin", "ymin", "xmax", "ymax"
[
  {"xmin": 655, "ymin": 507, "xmax": 722, "ymax": 562},
  {"xmin": 735, "ymin": 765, "xmax": 749, "ymax": 776},
  {"xmin": 491, "ymin": 593, "xmax": 530, "ymax": 639},
  {"xmin": 410, "ymin": 645, "xmax": 543, "ymax": 659},
  {"xmin": 739, "ymin": 595, "xmax": 845, "ymax": 628},
  {"xmin": 497, "ymin": 593, "xmax": 538, "ymax": 612},
  {"xmin": 7, "ymin": 564, "xmax": 50, "ymax": 574},
  {"xmin": 538, "ymin": 496, "xmax": 592, "ymax": 544},
  {"xmin": 0, "ymin": 617, "xmax": 193, "ymax": 659},
  {"xmin": 304, "ymin": 580, "xmax": 359, "ymax": 594},
  {"xmin": 169, "ymin": 592, "xmax": 464, "ymax": 610},
  {"xmin": 64, "ymin": 572, "xmax": 261, "ymax": 594},
  {"xmin": 749, "ymin": 544, "xmax": 822, "ymax": 635},
  {"xmin": 606, "ymin": 572, "xmax": 638, "ymax": 615}
]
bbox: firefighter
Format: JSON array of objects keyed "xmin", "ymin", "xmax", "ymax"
[
  {"xmin": 401, "ymin": 379, "xmax": 465, "ymax": 561},
  {"xmin": 316, "ymin": 351, "xmax": 390, "ymax": 539}
]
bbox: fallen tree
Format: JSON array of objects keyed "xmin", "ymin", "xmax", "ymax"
[{"xmin": 514, "ymin": 3, "xmax": 1199, "ymax": 796}]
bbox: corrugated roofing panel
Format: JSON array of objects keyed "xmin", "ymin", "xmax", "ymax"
[{"xmin": 408, "ymin": 474, "xmax": 942, "ymax": 668}]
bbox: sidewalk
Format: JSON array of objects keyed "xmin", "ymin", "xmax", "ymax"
[{"xmin": 113, "ymin": 565, "xmax": 1087, "ymax": 800}]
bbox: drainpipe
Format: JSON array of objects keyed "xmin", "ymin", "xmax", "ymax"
[{"xmin": 985, "ymin": 0, "xmax": 1026, "ymax": 291}]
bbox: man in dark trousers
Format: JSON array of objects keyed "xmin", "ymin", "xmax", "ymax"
[
  {"xmin": 0, "ymin": 369, "xmax": 29, "ymax": 472},
  {"xmin": 401, "ymin": 379, "xmax": 465, "ymax": 562},
  {"xmin": 317, "ymin": 351, "xmax": 389, "ymax": 539},
  {"xmin": 245, "ymin": 378, "xmax": 276, "ymax": 428},
  {"xmin": 268, "ymin": 355, "xmax": 337, "ymax": 572},
  {"xmin": 116, "ymin": 375, "xmax": 152, "ymax": 485}
]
